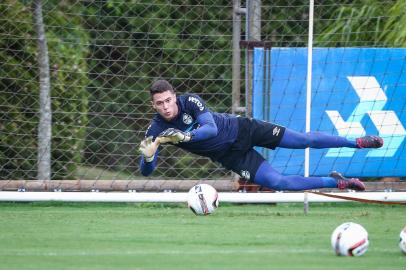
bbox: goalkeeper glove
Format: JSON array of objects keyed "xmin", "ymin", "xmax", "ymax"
[
  {"xmin": 158, "ymin": 128, "xmax": 192, "ymax": 144},
  {"xmin": 139, "ymin": 136, "xmax": 159, "ymax": 162}
]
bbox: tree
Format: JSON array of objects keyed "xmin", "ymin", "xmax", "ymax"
[
  {"xmin": 33, "ymin": 0, "xmax": 52, "ymax": 180},
  {"xmin": 0, "ymin": 0, "xmax": 89, "ymax": 180}
]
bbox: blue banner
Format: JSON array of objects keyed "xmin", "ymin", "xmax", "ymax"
[{"xmin": 253, "ymin": 48, "xmax": 406, "ymax": 176}]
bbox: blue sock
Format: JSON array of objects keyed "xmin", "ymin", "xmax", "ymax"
[
  {"xmin": 254, "ymin": 161, "xmax": 337, "ymax": 191},
  {"xmin": 279, "ymin": 129, "xmax": 357, "ymax": 149}
]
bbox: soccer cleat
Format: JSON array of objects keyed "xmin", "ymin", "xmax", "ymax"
[
  {"xmin": 356, "ymin": 135, "xmax": 383, "ymax": 149},
  {"xmin": 329, "ymin": 171, "xmax": 365, "ymax": 191}
]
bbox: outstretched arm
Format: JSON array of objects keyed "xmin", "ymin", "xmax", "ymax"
[
  {"xmin": 158, "ymin": 112, "xmax": 218, "ymax": 144},
  {"xmin": 190, "ymin": 111, "xmax": 218, "ymax": 141}
]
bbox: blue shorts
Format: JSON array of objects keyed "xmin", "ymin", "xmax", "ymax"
[{"xmin": 217, "ymin": 117, "xmax": 285, "ymax": 182}]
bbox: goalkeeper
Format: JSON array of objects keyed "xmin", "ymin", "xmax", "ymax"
[{"xmin": 139, "ymin": 80, "xmax": 383, "ymax": 191}]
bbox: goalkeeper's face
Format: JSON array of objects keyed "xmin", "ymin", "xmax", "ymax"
[{"xmin": 152, "ymin": 90, "xmax": 178, "ymax": 121}]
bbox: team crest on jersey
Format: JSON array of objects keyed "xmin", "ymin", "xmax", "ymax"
[{"xmin": 182, "ymin": 113, "xmax": 193, "ymax": 125}]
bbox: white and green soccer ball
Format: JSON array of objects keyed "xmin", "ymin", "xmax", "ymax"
[
  {"xmin": 187, "ymin": 184, "xmax": 219, "ymax": 215},
  {"xmin": 331, "ymin": 222, "xmax": 369, "ymax": 256},
  {"xmin": 399, "ymin": 227, "xmax": 406, "ymax": 255}
]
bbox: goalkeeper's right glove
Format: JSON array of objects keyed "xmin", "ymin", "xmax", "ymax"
[
  {"xmin": 158, "ymin": 128, "xmax": 192, "ymax": 144},
  {"xmin": 139, "ymin": 136, "xmax": 159, "ymax": 162}
]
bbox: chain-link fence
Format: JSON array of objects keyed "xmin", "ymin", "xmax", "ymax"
[{"xmin": 1, "ymin": 0, "xmax": 405, "ymax": 181}]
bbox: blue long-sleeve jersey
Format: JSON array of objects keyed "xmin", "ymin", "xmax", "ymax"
[{"xmin": 140, "ymin": 94, "xmax": 239, "ymax": 176}]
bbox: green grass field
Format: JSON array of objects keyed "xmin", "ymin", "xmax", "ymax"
[{"xmin": 0, "ymin": 202, "xmax": 404, "ymax": 270}]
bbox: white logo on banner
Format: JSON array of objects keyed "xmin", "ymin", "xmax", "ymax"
[{"xmin": 326, "ymin": 76, "xmax": 406, "ymax": 157}]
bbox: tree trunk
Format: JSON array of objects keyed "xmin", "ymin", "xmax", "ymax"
[{"xmin": 33, "ymin": 0, "xmax": 52, "ymax": 180}]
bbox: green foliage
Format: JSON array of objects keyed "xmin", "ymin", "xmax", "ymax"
[
  {"xmin": 379, "ymin": 1, "xmax": 406, "ymax": 46},
  {"xmin": 45, "ymin": 2, "xmax": 90, "ymax": 179},
  {"xmin": 315, "ymin": 0, "xmax": 406, "ymax": 47},
  {"xmin": 0, "ymin": 0, "xmax": 89, "ymax": 179},
  {"xmin": 0, "ymin": 2, "xmax": 38, "ymax": 179}
]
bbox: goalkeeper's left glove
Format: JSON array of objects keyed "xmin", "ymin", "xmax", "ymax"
[{"xmin": 158, "ymin": 128, "xmax": 192, "ymax": 144}]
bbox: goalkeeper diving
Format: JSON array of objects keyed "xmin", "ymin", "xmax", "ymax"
[{"xmin": 139, "ymin": 80, "xmax": 383, "ymax": 191}]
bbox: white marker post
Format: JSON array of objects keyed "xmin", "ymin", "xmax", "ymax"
[{"xmin": 304, "ymin": 0, "xmax": 314, "ymax": 215}]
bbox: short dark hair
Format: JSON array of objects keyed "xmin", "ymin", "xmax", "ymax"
[{"xmin": 150, "ymin": 79, "xmax": 175, "ymax": 96}]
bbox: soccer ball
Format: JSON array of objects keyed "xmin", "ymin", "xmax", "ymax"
[
  {"xmin": 187, "ymin": 184, "xmax": 219, "ymax": 215},
  {"xmin": 399, "ymin": 227, "xmax": 406, "ymax": 255},
  {"xmin": 331, "ymin": 222, "xmax": 369, "ymax": 256}
]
